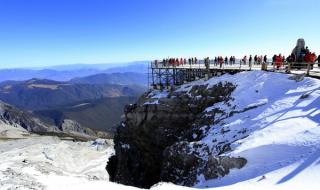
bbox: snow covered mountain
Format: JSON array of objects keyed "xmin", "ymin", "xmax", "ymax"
[
  {"xmin": 108, "ymin": 71, "xmax": 320, "ymax": 189},
  {"xmin": 186, "ymin": 71, "xmax": 320, "ymax": 189},
  {"xmin": 1, "ymin": 71, "xmax": 320, "ymax": 190}
]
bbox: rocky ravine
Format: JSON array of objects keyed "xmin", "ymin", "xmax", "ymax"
[
  {"xmin": 107, "ymin": 81, "xmax": 247, "ymax": 188},
  {"xmin": 0, "ymin": 101, "xmax": 110, "ymax": 140}
]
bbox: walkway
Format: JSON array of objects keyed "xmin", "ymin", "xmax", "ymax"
[{"xmin": 149, "ymin": 61, "xmax": 320, "ymax": 89}]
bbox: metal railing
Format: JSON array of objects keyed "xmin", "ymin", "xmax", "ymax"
[{"xmin": 151, "ymin": 60, "xmax": 320, "ymax": 77}]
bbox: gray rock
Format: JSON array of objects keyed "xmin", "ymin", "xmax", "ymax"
[
  {"xmin": 107, "ymin": 81, "xmax": 242, "ymax": 188},
  {"xmin": 288, "ymin": 74, "xmax": 305, "ymax": 82}
]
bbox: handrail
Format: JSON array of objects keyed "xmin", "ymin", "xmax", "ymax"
[{"xmin": 151, "ymin": 61, "xmax": 320, "ymax": 77}]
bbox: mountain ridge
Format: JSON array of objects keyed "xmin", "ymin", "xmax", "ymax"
[
  {"xmin": 107, "ymin": 71, "xmax": 320, "ymax": 188},
  {"xmin": 0, "ymin": 62, "xmax": 149, "ymax": 82},
  {"xmin": 0, "ymin": 101, "xmax": 111, "ymax": 140},
  {"xmin": 0, "ymin": 78, "xmax": 145, "ymax": 110}
]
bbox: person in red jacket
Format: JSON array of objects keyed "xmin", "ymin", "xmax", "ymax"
[
  {"xmin": 275, "ymin": 54, "xmax": 283, "ymax": 69},
  {"xmin": 304, "ymin": 52, "xmax": 316, "ymax": 70}
]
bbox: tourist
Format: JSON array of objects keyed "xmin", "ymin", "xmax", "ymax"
[
  {"xmin": 257, "ymin": 56, "xmax": 262, "ymax": 65},
  {"xmin": 286, "ymin": 54, "xmax": 293, "ymax": 63},
  {"xmin": 272, "ymin": 55, "xmax": 277, "ymax": 65},
  {"xmin": 275, "ymin": 54, "xmax": 283, "ymax": 70},
  {"xmin": 214, "ymin": 57, "xmax": 217, "ymax": 66},
  {"xmin": 318, "ymin": 55, "xmax": 320, "ymax": 67},
  {"xmin": 263, "ymin": 55, "xmax": 267, "ymax": 64},
  {"xmin": 254, "ymin": 55, "xmax": 258, "ymax": 65},
  {"xmin": 305, "ymin": 52, "xmax": 317, "ymax": 68},
  {"xmin": 306, "ymin": 46, "xmax": 310, "ymax": 54},
  {"xmin": 229, "ymin": 56, "xmax": 233, "ymax": 65},
  {"xmin": 154, "ymin": 60, "xmax": 158, "ymax": 68},
  {"xmin": 225, "ymin": 57, "xmax": 228, "ymax": 65},
  {"xmin": 204, "ymin": 57, "xmax": 210, "ymax": 69},
  {"xmin": 219, "ymin": 56, "xmax": 224, "ymax": 68},
  {"xmin": 249, "ymin": 55, "xmax": 252, "ymax": 68},
  {"xmin": 242, "ymin": 56, "xmax": 247, "ymax": 65}
]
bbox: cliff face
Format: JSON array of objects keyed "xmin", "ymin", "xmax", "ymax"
[
  {"xmin": 0, "ymin": 101, "xmax": 52, "ymax": 133},
  {"xmin": 0, "ymin": 101, "xmax": 110, "ymax": 140},
  {"xmin": 107, "ymin": 81, "xmax": 247, "ymax": 188},
  {"xmin": 108, "ymin": 71, "xmax": 320, "ymax": 189}
]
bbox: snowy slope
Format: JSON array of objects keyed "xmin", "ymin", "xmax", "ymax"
[
  {"xmin": 0, "ymin": 121, "xmax": 32, "ymax": 139},
  {"xmin": 1, "ymin": 71, "xmax": 320, "ymax": 190},
  {"xmin": 176, "ymin": 71, "xmax": 320, "ymax": 189},
  {"xmin": 141, "ymin": 71, "xmax": 320, "ymax": 189},
  {"xmin": 0, "ymin": 137, "xmax": 119, "ymax": 190}
]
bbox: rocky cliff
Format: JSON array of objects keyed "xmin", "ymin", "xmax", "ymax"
[
  {"xmin": 0, "ymin": 101, "xmax": 110, "ymax": 140},
  {"xmin": 107, "ymin": 80, "xmax": 247, "ymax": 188},
  {"xmin": 0, "ymin": 101, "xmax": 54, "ymax": 133},
  {"xmin": 108, "ymin": 71, "xmax": 320, "ymax": 188}
]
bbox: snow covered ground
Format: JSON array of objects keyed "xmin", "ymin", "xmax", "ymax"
[
  {"xmin": 178, "ymin": 71, "xmax": 320, "ymax": 189},
  {"xmin": 0, "ymin": 137, "xmax": 120, "ymax": 190},
  {"xmin": 1, "ymin": 71, "xmax": 320, "ymax": 190},
  {"xmin": 0, "ymin": 122, "xmax": 32, "ymax": 139}
]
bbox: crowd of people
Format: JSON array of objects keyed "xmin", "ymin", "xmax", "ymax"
[
  {"xmin": 157, "ymin": 58, "xmax": 198, "ymax": 67},
  {"xmin": 271, "ymin": 47, "xmax": 319, "ymax": 69},
  {"xmin": 155, "ymin": 51, "xmax": 320, "ymax": 69}
]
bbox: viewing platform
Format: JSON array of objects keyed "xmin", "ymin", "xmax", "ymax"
[{"xmin": 148, "ymin": 61, "xmax": 320, "ymax": 89}]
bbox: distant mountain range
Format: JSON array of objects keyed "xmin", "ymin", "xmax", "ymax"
[
  {"xmin": 0, "ymin": 78, "xmax": 145, "ymax": 110},
  {"xmin": 70, "ymin": 72, "xmax": 147, "ymax": 86},
  {"xmin": 45, "ymin": 61, "xmax": 149, "ymax": 71},
  {"xmin": 34, "ymin": 96, "xmax": 138, "ymax": 133},
  {"xmin": 0, "ymin": 61, "xmax": 149, "ymax": 82},
  {"xmin": 0, "ymin": 73, "xmax": 148, "ymax": 134},
  {"xmin": 0, "ymin": 62, "xmax": 149, "ymax": 134}
]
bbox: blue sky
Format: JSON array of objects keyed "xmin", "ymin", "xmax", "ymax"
[{"xmin": 0, "ymin": 0, "xmax": 319, "ymax": 69}]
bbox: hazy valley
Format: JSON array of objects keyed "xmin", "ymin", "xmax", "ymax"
[{"xmin": 0, "ymin": 63, "xmax": 148, "ymax": 139}]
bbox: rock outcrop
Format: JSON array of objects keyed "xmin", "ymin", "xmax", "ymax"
[
  {"xmin": 59, "ymin": 119, "xmax": 111, "ymax": 139},
  {"xmin": 0, "ymin": 101, "xmax": 111, "ymax": 140},
  {"xmin": 107, "ymin": 81, "xmax": 247, "ymax": 188},
  {"xmin": 0, "ymin": 101, "xmax": 54, "ymax": 133}
]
